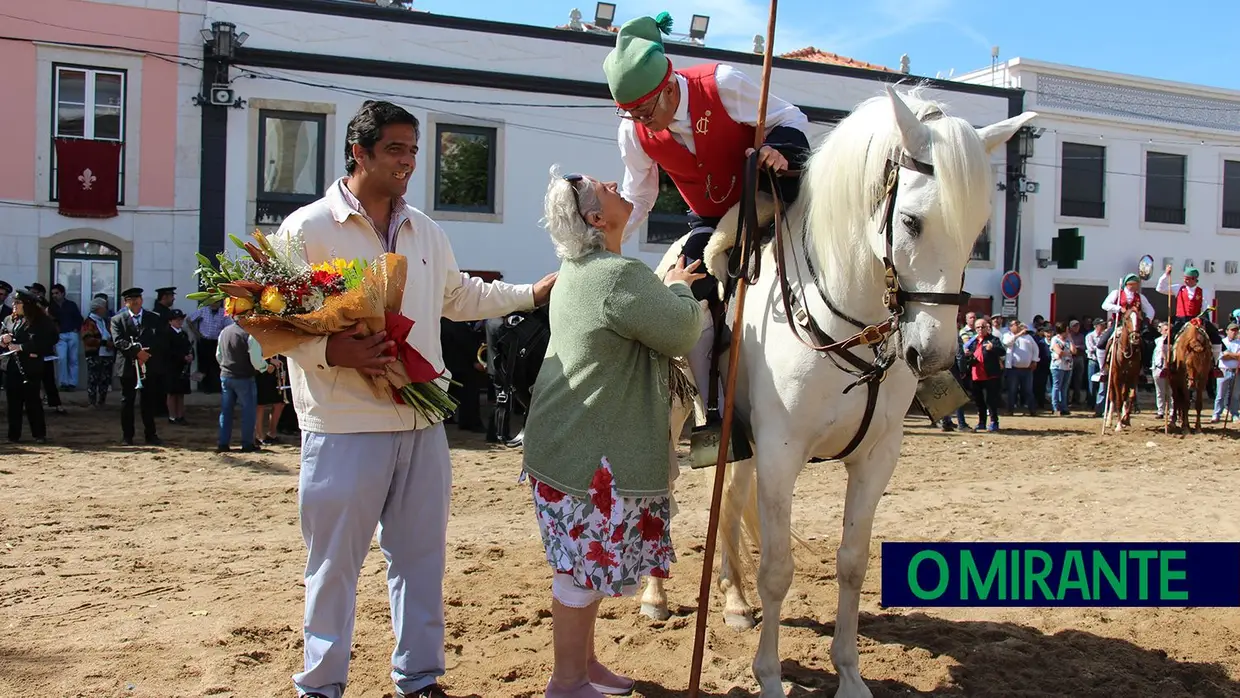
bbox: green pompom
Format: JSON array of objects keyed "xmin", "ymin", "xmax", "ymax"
[{"xmin": 654, "ymin": 11, "xmax": 673, "ymax": 34}]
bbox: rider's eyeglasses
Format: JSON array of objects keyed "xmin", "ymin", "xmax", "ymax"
[
  {"xmin": 616, "ymin": 90, "xmax": 663, "ymax": 122},
  {"xmin": 563, "ymin": 173, "xmax": 593, "ymax": 228}
]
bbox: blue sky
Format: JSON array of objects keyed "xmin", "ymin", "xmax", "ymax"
[{"xmin": 414, "ymin": 0, "xmax": 1240, "ymax": 92}]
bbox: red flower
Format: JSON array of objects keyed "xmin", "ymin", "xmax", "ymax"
[
  {"xmin": 310, "ymin": 269, "xmax": 341, "ymax": 287},
  {"xmin": 589, "ymin": 466, "xmax": 614, "ymax": 519},
  {"xmin": 585, "ymin": 541, "xmax": 617, "ymax": 569},
  {"xmin": 569, "ymin": 524, "xmax": 586, "ymax": 540},
  {"xmin": 637, "ymin": 509, "xmax": 665, "ymax": 542},
  {"xmin": 537, "ymin": 481, "xmax": 566, "ymax": 503},
  {"xmin": 650, "ymin": 567, "xmax": 669, "ymax": 579},
  {"xmin": 610, "ymin": 523, "xmax": 627, "ymax": 543}
]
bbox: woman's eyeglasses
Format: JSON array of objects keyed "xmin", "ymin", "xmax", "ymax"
[{"xmin": 563, "ymin": 173, "xmax": 595, "ymax": 228}]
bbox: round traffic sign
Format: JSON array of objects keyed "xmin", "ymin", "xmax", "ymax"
[{"xmin": 1001, "ymin": 271, "xmax": 1022, "ymax": 299}]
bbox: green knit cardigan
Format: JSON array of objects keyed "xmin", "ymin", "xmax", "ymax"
[{"xmin": 521, "ymin": 250, "xmax": 704, "ymax": 498}]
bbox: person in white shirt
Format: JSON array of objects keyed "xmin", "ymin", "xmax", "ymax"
[
  {"xmin": 605, "ymin": 13, "xmax": 810, "ymax": 429},
  {"xmin": 1150, "ymin": 321, "xmax": 1172, "ymax": 419},
  {"xmin": 1098, "ymin": 273, "xmax": 1156, "ymax": 356},
  {"xmin": 274, "ymin": 101, "xmax": 556, "ymax": 698},
  {"xmin": 1156, "ymin": 264, "xmax": 1221, "ymax": 364},
  {"xmin": 1211, "ymin": 322, "xmax": 1240, "ymax": 422},
  {"xmin": 1001, "ymin": 322, "xmax": 1038, "ymax": 415}
]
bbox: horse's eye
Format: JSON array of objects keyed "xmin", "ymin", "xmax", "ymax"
[{"xmin": 900, "ymin": 213, "xmax": 922, "ymax": 238}]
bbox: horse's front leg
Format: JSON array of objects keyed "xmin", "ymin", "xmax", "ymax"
[
  {"xmin": 751, "ymin": 436, "xmax": 803, "ymax": 698},
  {"xmin": 831, "ymin": 440, "xmax": 900, "ymax": 698}
]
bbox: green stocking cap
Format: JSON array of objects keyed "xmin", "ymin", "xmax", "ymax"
[
  {"xmin": 1123, "ymin": 273, "xmax": 1138, "ymax": 284},
  {"xmin": 1184, "ymin": 266, "xmax": 1200, "ymax": 278},
  {"xmin": 604, "ymin": 12, "xmax": 675, "ymax": 109}
]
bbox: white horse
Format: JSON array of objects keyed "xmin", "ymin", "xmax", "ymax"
[{"xmin": 639, "ymin": 85, "xmax": 1036, "ymax": 697}]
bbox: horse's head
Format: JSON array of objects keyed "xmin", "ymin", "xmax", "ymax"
[{"xmin": 803, "ymin": 85, "xmax": 1037, "ymax": 378}]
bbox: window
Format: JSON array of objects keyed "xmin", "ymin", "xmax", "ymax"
[
  {"xmin": 1145, "ymin": 151, "xmax": 1186, "ymax": 225},
  {"xmin": 51, "ymin": 65, "xmax": 125, "ymax": 203},
  {"xmin": 1060, "ymin": 142, "xmax": 1105, "ymax": 219},
  {"xmin": 646, "ymin": 171, "xmax": 691, "ymax": 244},
  {"xmin": 971, "ymin": 222, "xmax": 991, "ymax": 261},
  {"xmin": 255, "ymin": 110, "xmax": 327, "ymax": 226},
  {"xmin": 1223, "ymin": 160, "xmax": 1240, "ymax": 230},
  {"xmin": 51, "ymin": 240, "xmax": 120, "ymax": 314},
  {"xmin": 433, "ymin": 124, "xmax": 497, "ymax": 213}
]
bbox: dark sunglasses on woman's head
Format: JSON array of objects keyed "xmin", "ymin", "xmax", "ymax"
[{"xmin": 563, "ymin": 173, "xmax": 592, "ymax": 227}]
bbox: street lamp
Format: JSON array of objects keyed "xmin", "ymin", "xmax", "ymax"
[
  {"xmin": 200, "ymin": 21, "xmax": 248, "ymax": 59},
  {"xmin": 689, "ymin": 14, "xmax": 710, "ymax": 41},
  {"xmin": 1016, "ymin": 125, "xmax": 1042, "ymax": 159},
  {"xmin": 594, "ymin": 2, "xmax": 616, "ymax": 29}
]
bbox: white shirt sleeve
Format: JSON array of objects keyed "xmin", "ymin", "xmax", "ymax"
[
  {"xmin": 1101, "ymin": 290, "xmax": 1122, "ymax": 314},
  {"xmin": 1141, "ymin": 293, "xmax": 1156, "ymax": 321},
  {"xmin": 1156, "ymin": 272, "xmax": 1178, "ymax": 295},
  {"xmin": 618, "ymin": 119, "xmax": 661, "ymax": 237},
  {"xmin": 712, "ymin": 63, "xmax": 809, "ymax": 135}
]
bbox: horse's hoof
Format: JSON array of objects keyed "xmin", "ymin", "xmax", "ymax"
[
  {"xmin": 640, "ymin": 603, "xmax": 671, "ymax": 622},
  {"xmin": 724, "ymin": 610, "xmax": 756, "ymax": 630}
]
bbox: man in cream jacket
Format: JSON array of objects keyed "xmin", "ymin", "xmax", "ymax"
[{"xmin": 273, "ymin": 101, "xmax": 555, "ymax": 698}]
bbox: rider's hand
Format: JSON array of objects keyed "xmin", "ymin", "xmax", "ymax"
[
  {"xmin": 664, "ymin": 256, "xmax": 707, "ymax": 288},
  {"xmin": 746, "ymin": 145, "xmax": 789, "ymax": 172}
]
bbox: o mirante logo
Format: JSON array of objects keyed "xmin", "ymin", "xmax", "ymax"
[{"xmin": 880, "ymin": 542, "xmax": 1240, "ymax": 607}]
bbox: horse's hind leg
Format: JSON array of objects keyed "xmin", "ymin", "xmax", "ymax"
[{"xmin": 719, "ymin": 457, "xmax": 757, "ymax": 630}]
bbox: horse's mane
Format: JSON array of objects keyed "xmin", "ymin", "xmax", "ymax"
[{"xmin": 799, "ymin": 85, "xmax": 993, "ymax": 306}]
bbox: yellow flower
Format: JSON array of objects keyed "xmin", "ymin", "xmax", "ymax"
[
  {"xmin": 260, "ymin": 286, "xmax": 287, "ymax": 314},
  {"xmin": 225, "ymin": 296, "xmax": 254, "ymax": 316}
]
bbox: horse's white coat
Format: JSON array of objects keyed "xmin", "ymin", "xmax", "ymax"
[{"xmin": 641, "ymin": 85, "xmax": 1037, "ymax": 697}]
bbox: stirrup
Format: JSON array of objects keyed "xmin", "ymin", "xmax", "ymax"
[{"xmin": 689, "ymin": 409, "xmax": 753, "ymax": 469}]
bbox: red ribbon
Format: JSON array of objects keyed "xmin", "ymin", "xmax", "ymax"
[{"xmin": 383, "ymin": 311, "xmax": 442, "ymax": 383}]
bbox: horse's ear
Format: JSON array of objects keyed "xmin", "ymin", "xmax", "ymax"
[
  {"xmin": 976, "ymin": 111, "xmax": 1039, "ymax": 154},
  {"xmin": 886, "ymin": 84, "xmax": 930, "ymax": 156}
]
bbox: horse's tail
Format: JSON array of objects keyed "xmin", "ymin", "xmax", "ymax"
[{"xmin": 716, "ymin": 457, "xmax": 814, "ymax": 587}]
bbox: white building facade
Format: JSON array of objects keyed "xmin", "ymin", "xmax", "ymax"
[
  {"xmin": 193, "ymin": 0, "xmax": 1022, "ymax": 299},
  {"xmin": 0, "ymin": 0, "xmax": 205, "ymax": 318},
  {"xmin": 956, "ymin": 58, "xmax": 1240, "ymax": 325}
]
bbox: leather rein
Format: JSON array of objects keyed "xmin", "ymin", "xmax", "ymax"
[{"xmin": 726, "ymin": 128, "xmax": 971, "ymax": 461}]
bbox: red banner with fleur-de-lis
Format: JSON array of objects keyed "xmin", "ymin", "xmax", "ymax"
[{"xmin": 54, "ymin": 138, "xmax": 122, "ymax": 218}]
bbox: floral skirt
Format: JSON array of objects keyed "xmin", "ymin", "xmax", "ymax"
[{"xmin": 529, "ymin": 457, "xmax": 676, "ymax": 598}]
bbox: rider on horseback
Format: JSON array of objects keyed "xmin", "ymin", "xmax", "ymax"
[
  {"xmin": 1156, "ymin": 264, "xmax": 1222, "ymax": 366},
  {"xmin": 1098, "ymin": 273, "xmax": 1156, "ymax": 360},
  {"xmin": 604, "ymin": 12, "xmax": 812, "ymax": 422}
]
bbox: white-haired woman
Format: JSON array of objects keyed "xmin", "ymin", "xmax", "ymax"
[{"xmin": 521, "ymin": 168, "xmax": 705, "ymax": 698}]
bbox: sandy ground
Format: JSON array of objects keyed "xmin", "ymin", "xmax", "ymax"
[{"xmin": 3, "ymin": 391, "xmax": 1240, "ymax": 698}]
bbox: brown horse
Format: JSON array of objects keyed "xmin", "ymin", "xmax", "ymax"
[
  {"xmin": 1168, "ymin": 319, "xmax": 1213, "ymax": 434},
  {"xmin": 1103, "ymin": 306, "xmax": 1144, "ymax": 432}
]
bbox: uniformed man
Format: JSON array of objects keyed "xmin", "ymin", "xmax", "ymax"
[
  {"xmin": 1156, "ymin": 264, "xmax": 1221, "ymax": 364},
  {"xmin": 151, "ymin": 287, "xmax": 176, "ymax": 320},
  {"xmin": 109, "ymin": 287, "xmax": 171, "ymax": 445},
  {"xmin": 604, "ymin": 12, "xmax": 811, "ymax": 423}
]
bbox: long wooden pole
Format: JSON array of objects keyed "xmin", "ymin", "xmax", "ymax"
[
  {"xmin": 686, "ymin": 1, "xmax": 779, "ymax": 696},
  {"xmin": 1165, "ymin": 275, "xmax": 1172, "ymax": 435}
]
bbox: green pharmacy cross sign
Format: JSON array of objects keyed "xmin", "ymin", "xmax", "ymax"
[{"xmin": 1052, "ymin": 228, "xmax": 1085, "ymax": 270}]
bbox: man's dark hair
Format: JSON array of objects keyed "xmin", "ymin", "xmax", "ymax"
[
  {"xmin": 51, "ymin": 283, "xmax": 66, "ymax": 293},
  {"xmin": 344, "ymin": 100, "xmax": 419, "ymax": 174}
]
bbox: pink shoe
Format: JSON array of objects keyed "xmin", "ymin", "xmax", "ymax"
[
  {"xmin": 545, "ymin": 678, "xmax": 605, "ymax": 698},
  {"xmin": 588, "ymin": 660, "xmax": 635, "ymax": 696}
]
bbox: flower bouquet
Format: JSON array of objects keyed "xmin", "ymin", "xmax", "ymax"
[{"xmin": 186, "ymin": 230, "xmax": 460, "ymax": 421}]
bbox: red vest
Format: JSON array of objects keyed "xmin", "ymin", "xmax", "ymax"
[
  {"xmin": 635, "ymin": 64, "xmax": 756, "ymax": 219},
  {"xmin": 1176, "ymin": 285, "xmax": 1203, "ymax": 317}
]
